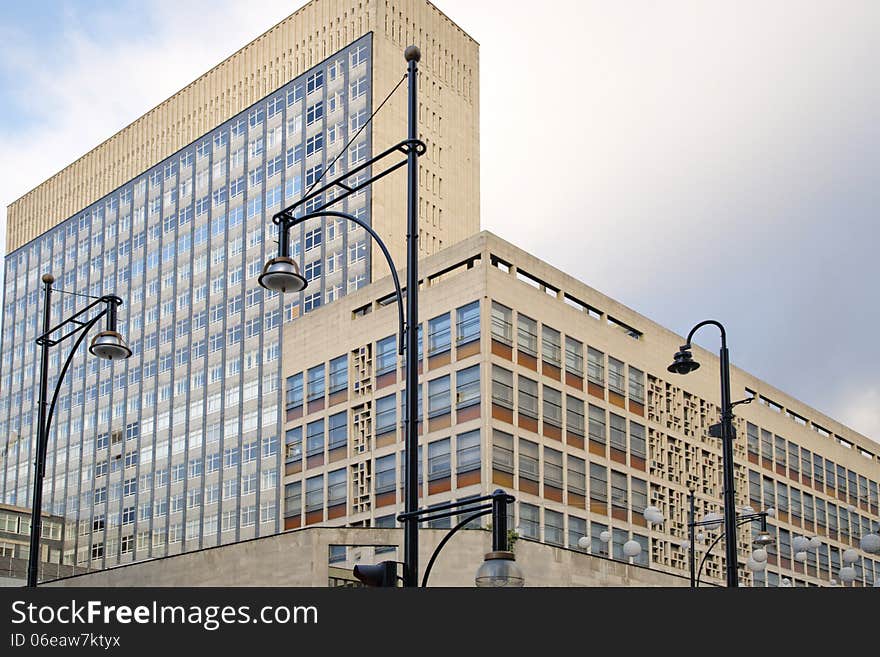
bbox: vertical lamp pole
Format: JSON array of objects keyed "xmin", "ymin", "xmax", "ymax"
[
  {"xmin": 688, "ymin": 490, "xmax": 696, "ymax": 588},
  {"xmin": 403, "ymin": 44, "xmax": 421, "ymax": 588},
  {"xmin": 669, "ymin": 320, "xmax": 739, "ymax": 587},
  {"xmin": 27, "ymin": 273, "xmax": 54, "ymax": 588}
]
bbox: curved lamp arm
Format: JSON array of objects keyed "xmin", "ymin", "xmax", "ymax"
[
  {"xmin": 685, "ymin": 319, "xmax": 727, "ymax": 350},
  {"xmin": 421, "ymin": 508, "xmax": 494, "ymax": 587},
  {"xmin": 695, "ymin": 514, "xmax": 767, "ymax": 586},
  {"xmin": 275, "ymin": 209, "xmax": 406, "ymax": 355}
]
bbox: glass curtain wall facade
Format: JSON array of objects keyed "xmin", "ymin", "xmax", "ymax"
[{"xmin": 0, "ymin": 35, "xmax": 374, "ymax": 575}]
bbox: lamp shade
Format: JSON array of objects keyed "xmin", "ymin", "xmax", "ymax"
[
  {"xmin": 577, "ymin": 536, "xmax": 590, "ymax": 550},
  {"xmin": 746, "ymin": 557, "xmax": 766, "ymax": 572},
  {"xmin": 475, "ymin": 551, "xmax": 524, "ymax": 587},
  {"xmin": 794, "ymin": 551, "xmax": 807, "ymax": 563},
  {"xmin": 792, "ymin": 536, "xmax": 811, "ymax": 552},
  {"xmin": 860, "ymin": 532, "xmax": 880, "ymax": 554},
  {"xmin": 623, "ymin": 540, "xmax": 641, "ymax": 558},
  {"xmin": 89, "ymin": 331, "xmax": 132, "ymax": 360},
  {"xmin": 643, "ymin": 506, "xmax": 664, "ymax": 524},
  {"xmin": 751, "ymin": 548, "xmax": 768, "ymax": 563},
  {"xmin": 258, "ymin": 256, "xmax": 307, "ymax": 293},
  {"xmin": 842, "ymin": 548, "xmax": 859, "ymax": 565},
  {"xmin": 780, "ymin": 578, "xmax": 792, "ymax": 587},
  {"xmin": 808, "ymin": 536, "xmax": 822, "ymax": 550},
  {"xmin": 701, "ymin": 512, "xmax": 723, "ymax": 530},
  {"xmin": 838, "ymin": 566, "xmax": 856, "ymax": 583},
  {"xmin": 599, "ymin": 530, "xmax": 611, "ymax": 543},
  {"xmin": 668, "ymin": 346, "xmax": 699, "ymax": 375}
]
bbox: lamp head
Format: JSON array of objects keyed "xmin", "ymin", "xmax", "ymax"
[
  {"xmin": 352, "ymin": 561, "xmax": 398, "ymax": 587},
  {"xmin": 668, "ymin": 344, "xmax": 699, "ymax": 375},
  {"xmin": 258, "ymin": 256, "xmax": 307, "ymax": 293},
  {"xmin": 89, "ymin": 331, "xmax": 132, "ymax": 360},
  {"xmin": 753, "ymin": 530, "xmax": 775, "ymax": 547},
  {"xmin": 474, "ymin": 551, "xmax": 524, "ymax": 587}
]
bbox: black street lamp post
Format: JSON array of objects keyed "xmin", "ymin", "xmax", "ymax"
[
  {"xmin": 354, "ymin": 489, "xmax": 523, "ymax": 587},
  {"xmin": 668, "ymin": 320, "xmax": 752, "ymax": 587},
  {"xmin": 28, "ymin": 273, "xmax": 131, "ymax": 587},
  {"xmin": 260, "ymin": 47, "xmax": 425, "ymax": 586},
  {"xmin": 686, "ymin": 490, "xmax": 773, "ymax": 587}
]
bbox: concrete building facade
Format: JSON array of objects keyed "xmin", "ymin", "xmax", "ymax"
[
  {"xmin": 281, "ymin": 231, "xmax": 880, "ymax": 587},
  {"xmin": 1, "ymin": 0, "xmax": 479, "ymax": 580}
]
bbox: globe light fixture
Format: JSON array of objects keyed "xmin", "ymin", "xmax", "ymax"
[
  {"xmin": 842, "ymin": 548, "xmax": 859, "ymax": 565},
  {"xmin": 792, "ymin": 536, "xmax": 811, "ymax": 553},
  {"xmin": 838, "ymin": 566, "xmax": 856, "ymax": 584},
  {"xmin": 623, "ymin": 540, "xmax": 642, "ymax": 559},
  {"xmin": 860, "ymin": 531, "xmax": 880, "ymax": 554},
  {"xmin": 577, "ymin": 536, "xmax": 590, "ymax": 550},
  {"xmin": 808, "ymin": 536, "xmax": 823, "ymax": 550},
  {"xmin": 599, "ymin": 530, "xmax": 612, "ymax": 544},
  {"xmin": 751, "ymin": 547, "xmax": 768, "ymax": 563}
]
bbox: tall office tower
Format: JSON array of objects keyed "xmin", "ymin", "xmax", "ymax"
[{"xmin": 0, "ymin": 0, "xmax": 479, "ymax": 578}]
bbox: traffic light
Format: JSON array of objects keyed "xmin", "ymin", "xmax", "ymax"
[{"xmin": 353, "ymin": 560, "xmax": 398, "ymax": 586}]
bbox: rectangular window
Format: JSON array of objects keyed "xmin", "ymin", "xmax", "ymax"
[
  {"xmin": 611, "ymin": 470, "xmax": 628, "ymax": 512},
  {"xmin": 566, "ymin": 395, "xmax": 585, "ymax": 435},
  {"xmin": 628, "ymin": 367, "xmax": 644, "ymax": 404},
  {"xmin": 608, "ymin": 358, "xmax": 625, "ymax": 395},
  {"xmin": 545, "ymin": 509, "xmax": 565, "ymax": 546},
  {"xmin": 456, "ymin": 301, "xmax": 480, "ymax": 345},
  {"xmin": 428, "ymin": 313, "xmax": 451, "ymax": 356},
  {"xmin": 542, "ymin": 326, "xmax": 561, "ymax": 366},
  {"xmin": 456, "ymin": 365, "xmax": 480, "ymax": 409},
  {"xmin": 328, "ymin": 411, "xmax": 347, "ymax": 450},
  {"xmin": 545, "ymin": 447, "xmax": 563, "ymax": 489},
  {"xmin": 565, "ymin": 336, "xmax": 583, "ymax": 377},
  {"xmin": 587, "ymin": 347, "xmax": 604, "ymax": 385},
  {"xmin": 492, "ymin": 430, "xmax": 514, "ymax": 473},
  {"xmin": 376, "ymin": 335, "xmax": 397, "ymax": 375},
  {"xmin": 609, "ymin": 413, "xmax": 627, "ymax": 451},
  {"xmin": 428, "ymin": 439, "xmax": 451, "ymax": 480},
  {"xmin": 630, "ymin": 422, "xmax": 646, "ymax": 460},
  {"xmin": 568, "ymin": 455, "xmax": 586, "ymax": 496},
  {"xmin": 286, "ymin": 373, "xmax": 303, "ymax": 409},
  {"xmin": 375, "ymin": 394, "xmax": 396, "ymax": 435},
  {"xmin": 456, "ymin": 429, "xmax": 480, "ymax": 474},
  {"xmin": 632, "ymin": 478, "xmax": 647, "ymax": 516},
  {"xmin": 519, "ymin": 439, "xmax": 539, "ymax": 482},
  {"xmin": 491, "ymin": 365, "xmax": 514, "ymax": 409},
  {"xmin": 517, "ymin": 315, "xmax": 538, "ymax": 356},
  {"xmin": 306, "ymin": 419, "xmax": 324, "ymax": 458},
  {"xmin": 307, "ymin": 364, "xmax": 325, "ymax": 402},
  {"xmin": 543, "ymin": 386, "xmax": 562, "ymax": 427},
  {"xmin": 328, "ymin": 355, "xmax": 347, "ymax": 394},
  {"xmin": 305, "ymin": 475, "xmax": 323, "ymax": 513},
  {"xmin": 590, "ymin": 463, "xmax": 607, "ymax": 503},
  {"xmin": 589, "ymin": 404, "xmax": 606, "ymax": 445},
  {"xmin": 519, "ymin": 503, "xmax": 539, "ymax": 539},
  {"xmin": 518, "ymin": 377, "xmax": 539, "ymax": 419},
  {"xmin": 490, "ymin": 302, "xmax": 513, "ymax": 345},
  {"xmin": 327, "ymin": 469, "xmax": 346, "ymax": 507},
  {"xmin": 428, "ymin": 375, "xmax": 451, "ymax": 418},
  {"xmin": 375, "ymin": 454, "xmax": 396, "ymax": 494}
]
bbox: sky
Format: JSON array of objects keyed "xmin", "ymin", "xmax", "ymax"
[{"xmin": 0, "ymin": 0, "xmax": 877, "ymax": 442}]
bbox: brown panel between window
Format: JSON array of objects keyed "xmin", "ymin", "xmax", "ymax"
[
  {"xmin": 457, "ymin": 469, "xmax": 481, "ymax": 488},
  {"xmin": 284, "ymin": 516, "xmax": 301, "ymax": 530},
  {"xmin": 628, "ymin": 400, "xmax": 644, "ymax": 417},
  {"xmin": 305, "ymin": 510, "xmax": 323, "ymax": 526},
  {"xmin": 633, "ymin": 515, "xmax": 647, "ymax": 528},
  {"xmin": 518, "ymin": 415, "xmax": 538, "ymax": 434},
  {"xmin": 587, "ymin": 382, "xmax": 605, "ymax": 400},
  {"xmin": 285, "ymin": 462, "xmax": 302, "ymax": 476},
  {"xmin": 376, "ymin": 372, "xmax": 396, "ymax": 390},
  {"xmin": 748, "ymin": 453, "xmax": 759, "ymax": 465},
  {"xmin": 519, "ymin": 478, "xmax": 539, "ymax": 496},
  {"xmin": 429, "ymin": 413, "xmax": 452, "ymax": 433},
  {"xmin": 492, "ymin": 404, "xmax": 514, "ymax": 424},
  {"xmin": 376, "ymin": 433, "xmax": 396, "ymax": 449},
  {"xmin": 493, "ymin": 470, "xmax": 514, "ymax": 488},
  {"xmin": 329, "ymin": 390, "xmax": 348, "ymax": 407},
  {"xmin": 457, "ymin": 404, "xmax": 481, "ymax": 423},
  {"xmin": 518, "ymin": 352, "xmax": 538, "ymax": 371},
  {"xmin": 428, "ymin": 476, "xmax": 451, "ymax": 495},
  {"xmin": 611, "ymin": 507, "xmax": 627, "ymax": 522},
  {"xmin": 543, "ymin": 423, "xmax": 562, "ymax": 441},
  {"xmin": 307, "ymin": 454, "xmax": 324, "ymax": 469},
  {"xmin": 589, "ymin": 441, "xmax": 606, "ymax": 458},
  {"xmin": 307, "ymin": 399, "xmax": 325, "ymax": 415},
  {"xmin": 491, "ymin": 340, "xmax": 513, "ymax": 361},
  {"xmin": 631, "ymin": 456, "xmax": 647, "ymax": 472},
  {"xmin": 565, "ymin": 372, "xmax": 583, "ymax": 391},
  {"xmin": 329, "ymin": 446, "xmax": 347, "ymax": 463},
  {"xmin": 610, "ymin": 447, "xmax": 626, "ymax": 465},
  {"xmin": 376, "ymin": 491, "xmax": 396, "ymax": 508},
  {"xmin": 542, "ymin": 362, "xmax": 561, "ymax": 381},
  {"xmin": 327, "ymin": 503, "xmax": 346, "ymax": 520},
  {"xmin": 608, "ymin": 391, "xmax": 625, "ymax": 409},
  {"xmin": 566, "ymin": 432, "xmax": 585, "ymax": 450},
  {"xmin": 428, "ymin": 352, "xmax": 451, "ymax": 370},
  {"xmin": 287, "ymin": 407, "xmax": 303, "ymax": 422},
  {"xmin": 544, "ymin": 485, "xmax": 563, "ymax": 503},
  {"xmin": 457, "ymin": 340, "xmax": 481, "ymax": 360},
  {"xmin": 568, "ymin": 492, "xmax": 586, "ymax": 510},
  {"xmin": 590, "ymin": 501, "xmax": 608, "ymax": 516}
]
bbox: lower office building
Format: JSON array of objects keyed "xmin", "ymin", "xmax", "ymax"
[{"xmin": 281, "ymin": 231, "xmax": 880, "ymax": 587}]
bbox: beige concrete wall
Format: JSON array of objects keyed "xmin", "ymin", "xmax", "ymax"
[
  {"xmin": 45, "ymin": 525, "xmax": 687, "ymax": 587},
  {"xmin": 7, "ymin": 0, "xmax": 480, "ymax": 259}
]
